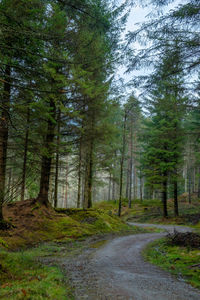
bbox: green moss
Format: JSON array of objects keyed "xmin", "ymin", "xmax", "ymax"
[
  {"xmin": 144, "ymin": 238, "xmax": 200, "ymax": 289},
  {"xmin": 0, "ymin": 248, "xmax": 73, "ymax": 299},
  {"xmin": 0, "ymin": 237, "xmax": 8, "ymax": 248},
  {"xmin": 90, "ymin": 240, "xmax": 108, "ymax": 248}
]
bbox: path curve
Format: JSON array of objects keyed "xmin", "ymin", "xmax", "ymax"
[{"xmin": 64, "ymin": 223, "xmax": 200, "ymax": 300}]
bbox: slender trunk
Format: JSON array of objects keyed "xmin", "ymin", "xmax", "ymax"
[
  {"xmin": 37, "ymin": 99, "xmax": 56, "ymax": 206},
  {"xmin": 128, "ymin": 118, "xmax": 133, "ymax": 208},
  {"xmin": 0, "ymin": 65, "xmax": 11, "ymax": 221},
  {"xmin": 108, "ymin": 172, "xmax": 112, "ymax": 201},
  {"xmin": 118, "ymin": 113, "xmax": 127, "ymax": 217},
  {"xmin": 54, "ymin": 109, "xmax": 61, "ymax": 208},
  {"xmin": 77, "ymin": 137, "xmax": 82, "ymax": 208},
  {"xmin": 64, "ymin": 158, "xmax": 68, "ymax": 209},
  {"xmin": 162, "ymin": 177, "xmax": 168, "ymax": 217},
  {"xmin": 112, "ymin": 178, "xmax": 115, "ymax": 202},
  {"xmin": 174, "ymin": 179, "xmax": 179, "ymax": 217},
  {"xmin": 188, "ymin": 171, "xmax": 191, "ymax": 204},
  {"xmin": 87, "ymin": 139, "xmax": 94, "ymax": 208},
  {"xmin": 198, "ymin": 167, "xmax": 200, "ymax": 198},
  {"xmin": 21, "ymin": 108, "xmax": 30, "ymax": 201},
  {"xmin": 7, "ymin": 167, "xmax": 12, "ymax": 200},
  {"xmin": 125, "ymin": 162, "xmax": 129, "ymax": 199},
  {"xmin": 83, "ymin": 158, "xmax": 89, "ymax": 209},
  {"xmin": 140, "ymin": 176, "xmax": 143, "ymax": 202}
]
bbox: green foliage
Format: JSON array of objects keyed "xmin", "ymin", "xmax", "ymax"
[
  {"xmin": 144, "ymin": 238, "xmax": 200, "ymax": 289},
  {"xmin": 0, "ymin": 249, "xmax": 70, "ymax": 299}
]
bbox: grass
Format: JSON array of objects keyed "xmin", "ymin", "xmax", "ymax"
[
  {"xmin": 144, "ymin": 238, "xmax": 200, "ymax": 289},
  {"xmin": 123, "ymin": 197, "xmax": 200, "ymax": 229},
  {"xmin": 0, "ymin": 245, "xmax": 74, "ymax": 300},
  {"xmin": 0, "ymin": 200, "xmax": 161, "ymax": 299}
]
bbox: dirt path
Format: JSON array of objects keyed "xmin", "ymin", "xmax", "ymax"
[{"xmin": 50, "ymin": 223, "xmax": 200, "ymax": 299}]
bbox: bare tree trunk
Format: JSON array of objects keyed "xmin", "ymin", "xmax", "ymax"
[
  {"xmin": 54, "ymin": 109, "xmax": 61, "ymax": 208},
  {"xmin": 21, "ymin": 108, "xmax": 30, "ymax": 201},
  {"xmin": 128, "ymin": 117, "xmax": 133, "ymax": 208},
  {"xmin": 140, "ymin": 176, "xmax": 143, "ymax": 202},
  {"xmin": 174, "ymin": 176, "xmax": 179, "ymax": 216},
  {"xmin": 126, "ymin": 162, "xmax": 130, "ymax": 199},
  {"xmin": 0, "ymin": 65, "xmax": 11, "ymax": 222},
  {"xmin": 198, "ymin": 167, "xmax": 200, "ymax": 198},
  {"xmin": 188, "ymin": 170, "xmax": 192, "ymax": 204},
  {"xmin": 112, "ymin": 178, "xmax": 115, "ymax": 202},
  {"xmin": 108, "ymin": 172, "xmax": 112, "ymax": 201},
  {"xmin": 64, "ymin": 158, "xmax": 68, "ymax": 208},
  {"xmin": 77, "ymin": 138, "xmax": 82, "ymax": 208},
  {"xmin": 37, "ymin": 99, "xmax": 56, "ymax": 206},
  {"xmin": 7, "ymin": 167, "xmax": 12, "ymax": 201},
  {"xmin": 162, "ymin": 173, "xmax": 168, "ymax": 217},
  {"xmin": 118, "ymin": 112, "xmax": 127, "ymax": 217},
  {"xmin": 87, "ymin": 139, "xmax": 94, "ymax": 208}
]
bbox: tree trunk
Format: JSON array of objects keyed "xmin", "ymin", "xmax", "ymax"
[
  {"xmin": 174, "ymin": 179, "xmax": 179, "ymax": 217},
  {"xmin": 37, "ymin": 99, "xmax": 56, "ymax": 206},
  {"xmin": 112, "ymin": 178, "xmax": 115, "ymax": 202},
  {"xmin": 21, "ymin": 108, "xmax": 30, "ymax": 201},
  {"xmin": 125, "ymin": 162, "xmax": 130, "ymax": 199},
  {"xmin": 118, "ymin": 112, "xmax": 127, "ymax": 217},
  {"xmin": 198, "ymin": 167, "xmax": 200, "ymax": 198},
  {"xmin": 64, "ymin": 158, "xmax": 68, "ymax": 208},
  {"xmin": 108, "ymin": 172, "xmax": 112, "ymax": 201},
  {"xmin": 77, "ymin": 137, "xmax": 82, "ymax": 208},
  {"xmin": 54, "ymin": 109, "xmax": 61, "ymax": 208},
  {"xmin": 0, "ymin": 65, "xmax": 11, "ymax": 221},
  {"xmin": 162, "ymin": 178, "xmax": 168, "ymax": 217},
  {"xmin": 87, "ymin": 139, "xmax": 94, "ymax": 208},
  {"xmin": 140, "ymin": 176, "xmax": 143, "ymax": 202},
  {"xmin": 128, "ymin": 118, "xmax": 133, "ymax": 208},
  {"xmin": 188, "ymin": 170, "xmax": 192, "ymax": 204}
]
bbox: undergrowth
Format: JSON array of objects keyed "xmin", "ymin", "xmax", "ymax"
[
  {"xmin": 144, "ymin": 238, "xmax": 200, "ymax": 289},
  {"xmin": 0, "ymin": 246, "xmax": 73, "ymax": 300}
]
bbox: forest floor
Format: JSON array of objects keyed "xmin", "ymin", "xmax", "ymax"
[
  {"xmin": 123, "ymin": 195, "xmax": 200, "ymax": 230},
  {"xmin": 0, "ymin": 199, "xmax": 157, "ymax": 299},
  {"xmin": 40, "ymin": 223, "xmax": 200, "ymax": 300},
  {"xmin": 1, "ymin": 197, "xmax": 200, "ymax": 299}
]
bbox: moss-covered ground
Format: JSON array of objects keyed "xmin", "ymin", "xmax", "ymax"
[
  {"xmin": 144, "ymin": 238, "xmax": 200, "ymax": 289},
  {"xmin": 1, "ymin": 197, "xmax": 200, "ymax": 298},
  {"xmin": 123, "ymin": 197, "xmax": 200, "ymax": 230},
  {"xmin": 0, "ymin": 244, "xmax": 73, "ymax": 299},
  {"xmin": 0, "ymin": 199, "xmax": 159, "ymax": 299}
]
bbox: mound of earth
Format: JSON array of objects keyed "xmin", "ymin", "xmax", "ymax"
[{"xmin": 0, "ymin": 199, "xmax": 130, "ymax": 250}]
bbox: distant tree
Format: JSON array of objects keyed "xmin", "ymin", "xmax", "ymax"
[{"xmin": 141, "ymin": 45, "xmax": 187, "ymax": 217}]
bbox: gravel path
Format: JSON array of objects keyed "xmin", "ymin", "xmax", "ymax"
[{"xmin": 49, "ymin": 223, "xmax": 200, "ymax": 300}]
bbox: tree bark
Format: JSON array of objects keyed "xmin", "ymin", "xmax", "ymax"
[
  {"xmin": 128, "ymin": 117, "xmax": 133, "ymax": 208},
  {"xmin": 112, "ymin": 178, "xmax": 115, "ymax": 202},
  {"xmin": 108, "ymin": 172, "xmax": 112, "ymax": 201},
  {"xmin": 118, "ymin": 112, "xmax": 127, "ymax": 217},
  {"xmin": 162, "ymin": 177, "xmax": 168, "ymax": 217},
  {"xmin": 37, "ymin": 99, "xmax": 56, "ymax": 206},
  {"xmin": 0, "ymin": 65, "xmax": 11, "ymax": 221},
  {"xmin": 198, "ymin": 167, "xmax": 200, "ymax": 198},
  {"xmin": 64, "ymin": 158, "xmax": 68, "ymax": 208},
  {"xmin": 54, "ymin": 109, "xmax": 61, "ymax": 208},
  {"xmin": 188, "ymin": 170, "xmax": 192, "ymax": 204},
  {"xmin": 126, "ymin": 162, "xmax": 130, "ymax": 199},
  {"xmin": 77, "ymin": 137, "xmax": 82, "ymax": 208},
  {"xmin": 87, "ymin": 139, "xmax": 94, "ymax": 208},
  {"xmin": 174, "ymin": 179, "xmax": 179, "ymax": 217},
  {"xmin": 21, "ymin": 107, "xmax": 30, "ymax": 201}
]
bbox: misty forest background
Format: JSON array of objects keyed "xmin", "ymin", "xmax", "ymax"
[{"xmin": 0, "ymin": 0, "xmax": 200, "ymax": 221}]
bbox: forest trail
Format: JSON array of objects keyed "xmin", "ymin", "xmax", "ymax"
[{"xmin": 61, "ymin": 223, "xmax": 200, "ymax": 300}]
